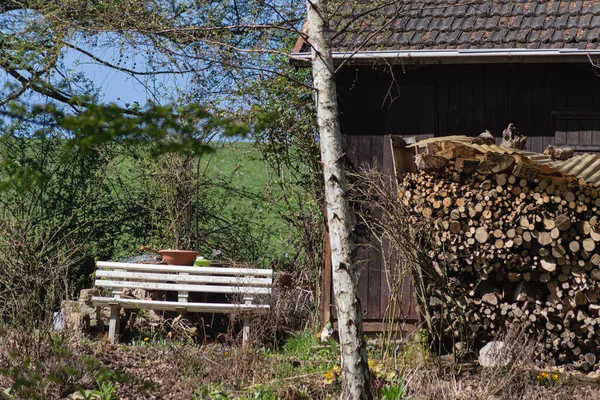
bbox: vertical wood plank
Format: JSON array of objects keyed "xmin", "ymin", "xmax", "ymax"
[
  {"xmin": 555, "ymin": 119, "xmax": 567, "ymax": 145},
  {"xmin": 356, "ymin": 135, "xmax": 373, "ymax": 319},
  {"xmin": 495, "ymin": 65, "xmax": 509, "ymax": 139},
  {"xmin": 593, "ymin": 120, "xmax": 600, "ymax": 145},
  {"xmin": 368, "ymin": 135, "xmax": 383, "ymax": 319},
  {"xmin": 447, "ymin": 65, "xmax": 461, "ymax": 134},
  {"xmin": 530, "ymin": 66, "xmax": 544, "ymax": 153},
  {"xmin": 542, "ymin": 65, "xmax": 555, "ymax": 149},
  {"xmin": 580, "ymin": 120, "xmax": 592, "ymax": 146},
  {"xmin": 483, "ymin": 64, "xmax": 497, "ymax": 137},
  {"xmin": 567, "ymin": 120, "xmax": 580, "ymax": 146},
  {"xmin": 380, "ymin": 135, "xmax": 396, "ymax": 320},
  {"xmin": 460, "ymin": 65, "xmax": 473, "ymax": 135},
  {"xmin": 472, "ymin": 65, "xmax": 485, "ymax": 135},
  {"xmin": 437, "ymin": 68, "xmax": 449, "ymax": 136}
]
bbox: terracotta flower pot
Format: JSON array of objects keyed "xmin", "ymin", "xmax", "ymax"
[{"xmin": 159, "ymin": 249, "xmax": 199, "ymax": 266}]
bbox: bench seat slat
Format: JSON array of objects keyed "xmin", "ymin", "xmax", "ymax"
[
  {"xmin": 95, "ymin": 270, "xmax": 272, "ymax": 286},
  {"xmin": 91, "ymin": 297, "xmax": 270, "ymax": 313},
  {"xmin": 96, "ymin": 261, "xmax": 272, "ymax": 277},
  {"xmin": 95, "ymin": 280, "xmax": 271, "ymax": 295}
]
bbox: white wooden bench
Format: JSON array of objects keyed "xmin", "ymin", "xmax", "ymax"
[{"xmin": 91, "ymin": 261, "xmax": 273, "ymax": 344}]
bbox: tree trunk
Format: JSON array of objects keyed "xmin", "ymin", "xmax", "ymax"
[{"xmin": 306, "ymin": 1, "xmax": 373, "ymax": 399}]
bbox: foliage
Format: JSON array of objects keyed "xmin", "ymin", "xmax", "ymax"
[{"xmin": 380, "ymin": 378, "xmax": 414, "ymax": 400}]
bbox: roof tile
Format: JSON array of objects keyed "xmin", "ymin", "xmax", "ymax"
[
  {"xmin": 567, "ymin": 15, "xmax": 581, "ymax": 29},
  {"xmin": 428, "ymin": 6, "xmax": 446, "ymax": 18},
  {"xmin": 581, "ymin": 27, "xmax": 600, "ymax": 41},
  {"xmin": 327, "ymin": 0, "xmax": 600, "ymax": 53},
  {"xmin": 579, "ymin": 13, "xmax": 593, "ymax": 29},
  {"xmin": 439, "ymin": 17, "xmax": 454, "ymax": 32},
  {"xmin": 504, "ymin": 29, "xmax": 520, "ymax": 43},
  {"xmin": 512, "ymin": 2, "xmax": 525, "ymax": 16},
  {"xmin": 523, "ymin": 2, "xmax": 537, "ymax": 17},
  {"xmin": 416, "ymin": 16, "xmax": 433, "ymax": 32},
  {"xmin": 427, "ymin": 17, "xmax": 443, "ymax": 31},
  {"xmin": 508, "ymin": 15, "xmax": 524, "ymax": 29},
  {"xmin": 555, "ymin": 13, "xmax": 570, "ymax": 29},
  {"xmin": 569, "ymin": 1, "xmax": 584, "ymax": 14},
  {"xmin": 545, "ymin": 1, "xmax": 560, "ymax": 16},
  {"xmin": 455, "ymin": 4, "xmax": 469, "ymax": 18},
  {"xmin": 515, "ymin": 28, "xmax": 532, "ymax": 43},
  {"xmin": 461, "ymin": 16, "xmax": 476, "ymax": 31},
  {"xmin": 558, "ymin": 1, "xmax": 572, "ymax": 15},
  {"xmin": 498, "ymin": 2, "xmax": 515, "ymax": 16}
]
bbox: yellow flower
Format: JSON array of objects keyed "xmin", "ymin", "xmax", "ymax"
[
  {"xmin": 368, "ymin": 360, "xmax": 376, "ymax": 368},
  {"xmin": 332, "ymin": 365, "xmax": 341, "ymax": 375},
  {"xmin": 551, "ymin": 373, "xmax": 559, "ymax": 382},
  {"xmin": 386, "ymin": 370, "xmax": 397, "ymax": 381},
  {"xmin": 323, "ymin": 371, "xmax": 333, "ymax": 380},
  {"xmin": 144, "ymin": 337, "xmax": 149, "ymax": 342}
]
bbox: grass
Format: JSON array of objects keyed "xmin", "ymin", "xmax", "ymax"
[
  {"xmin": 3, "ymin": 326, "xmax": 600, "ymax": 400},
  {"xmin": 199, "ymin": 141, "xmax": 288, "ymax": 237}
]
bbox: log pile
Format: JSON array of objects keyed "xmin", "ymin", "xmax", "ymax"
[{"xmin": 398, "ymin": 158, "xmax": 600, "ymax": 372}]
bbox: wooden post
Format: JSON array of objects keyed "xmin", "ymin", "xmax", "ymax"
[
  {"xmin": 242, "ymin": 295, "xmax": 253, "ymax": 345},
  {"xmin": 108, "ymin": 287, "xmax": 122, "ymax": 344},
  {"xmin": 178, "ymin": 271, "xmax": 189, "ymax": 314},
  {"xmin": 108, "ymin": 303, "xmax": 120, "ymax": 344}
]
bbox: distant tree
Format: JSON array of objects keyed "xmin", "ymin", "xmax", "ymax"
[{"xmin": 1, "ymin": 1, "xmax": 382, "ymax": 396}]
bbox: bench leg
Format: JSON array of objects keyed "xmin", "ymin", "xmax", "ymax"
[
  {"xmin": 243, "ymin": 317, "xmax": 250, "ymax": 345},
  {"xmin": 242, "ymin": 295, "xmax": 254, "ymax": 346},
  {"xmin": 108, "ymin": 304, "xmax": 120, "ymax": 344}
]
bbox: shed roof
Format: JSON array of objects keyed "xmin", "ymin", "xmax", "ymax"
[{"xmin": 293, "ymin": 1, "xmax": 600, "ymax": 63}]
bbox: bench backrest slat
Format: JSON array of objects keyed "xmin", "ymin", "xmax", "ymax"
[
  {"xmin": 95, "ymin": 279, "xmax": 271, "ymax": 295},
  {"xmin": 95, "ymin": 270, "xmax": 272, "ymax": 286},
  {"xmin": 96, "ymin": 261, "xmax": 272, "ymax": 277}
]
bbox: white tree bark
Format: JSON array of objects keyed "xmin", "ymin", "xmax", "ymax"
[{"xmin": 306, "ymin": 1, "xmax": 372, "ymax": 399}]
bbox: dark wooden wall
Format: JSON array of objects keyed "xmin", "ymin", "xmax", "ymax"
[
  {"xmin": 337, "ymin": 63, "xmax": 600, "ymax": 154},
  {"xmin": 333, "ymin": 62, "xmax": 600, "ymax": 331},
  {"xmin": 326, "ymin": 134, "xmax": 420, "ymax": 332}
]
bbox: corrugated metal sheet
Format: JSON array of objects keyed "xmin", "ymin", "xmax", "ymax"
[
  {"xmin": 407, "ymin": 136, "xmax": 600, "ymax": 187},
  {"xmin": 408, "ymin": 136, "xmax": 534, "ymax": 156},
  {"xmin": 406, "ymin": 136, "xmax": 471, "ymax": 146},
  {"xmin": 535, "ymin": 154, "xmax": 600, "ymax": 187}
]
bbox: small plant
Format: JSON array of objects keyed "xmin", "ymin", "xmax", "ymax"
[
  {"xmin": 250, "ymin": 385, "xmax": 279, "ymax": 399},
  {"xmin": 380, "ymin": 377, "xmax": 416, "ymax": 400},
  {"xmin": 536, "ymin": 371, "xmax": 559, "ymax": 386},
  {"xmin": 192, "ymin": 383, "xmax": 229, "ymax": 400},
  {"xmin": 78, "ymin": 379, "xmax": 119, "ymax": 400},
  {"xmin": 322, "ymin": 365, "xmax": 341, "ymax": 385},
  {"xmin": 95, "ymin": 380, "xmax": 119, "ymax": 400}
]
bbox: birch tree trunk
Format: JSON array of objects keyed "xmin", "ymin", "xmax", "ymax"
[{"xmin": 306, "ymin": 1, "xmax": 372, "ymax": 398}]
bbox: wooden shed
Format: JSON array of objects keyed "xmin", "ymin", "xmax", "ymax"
[{"xmin": 293, "ymin": 0, "xmax": 600, "ymax": 332}]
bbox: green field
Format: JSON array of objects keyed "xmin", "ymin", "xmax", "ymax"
[{"xmin": 196, "ymin": 140, "xmax": 292, "ymax": 263}]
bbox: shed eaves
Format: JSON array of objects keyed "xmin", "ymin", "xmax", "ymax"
[{"xmin": 322, "ymin": 1, "xmax": 600, "ymax": 52}]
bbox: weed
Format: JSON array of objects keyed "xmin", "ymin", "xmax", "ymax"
[
  {"xmin": 380, "ymin": 378, "xmax": 415, "ymax": 400},
  {"xmin": 192, "ymin": 383, "xmax": 229, "ymax": 400},
  {"xmin": 248, "ymin": 385, "xmax": 279, "ymax": 400},
  {"xmin": 95, "ymin": 380, "xmax": 119, "ymax": 400}
]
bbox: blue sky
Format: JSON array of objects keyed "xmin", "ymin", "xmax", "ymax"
[{"xmin": 65, "ymin": 49, "xmax": 148, "ymax": 106}]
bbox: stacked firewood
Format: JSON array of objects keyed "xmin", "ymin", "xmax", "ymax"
[{"xmin": 398, "ymin": 161, "xmax": 600, "ymax": 371}]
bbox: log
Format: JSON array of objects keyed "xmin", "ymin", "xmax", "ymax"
[{"xmin": 475, "ymin": 227, "xmax": 489, "ymax": 244}]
